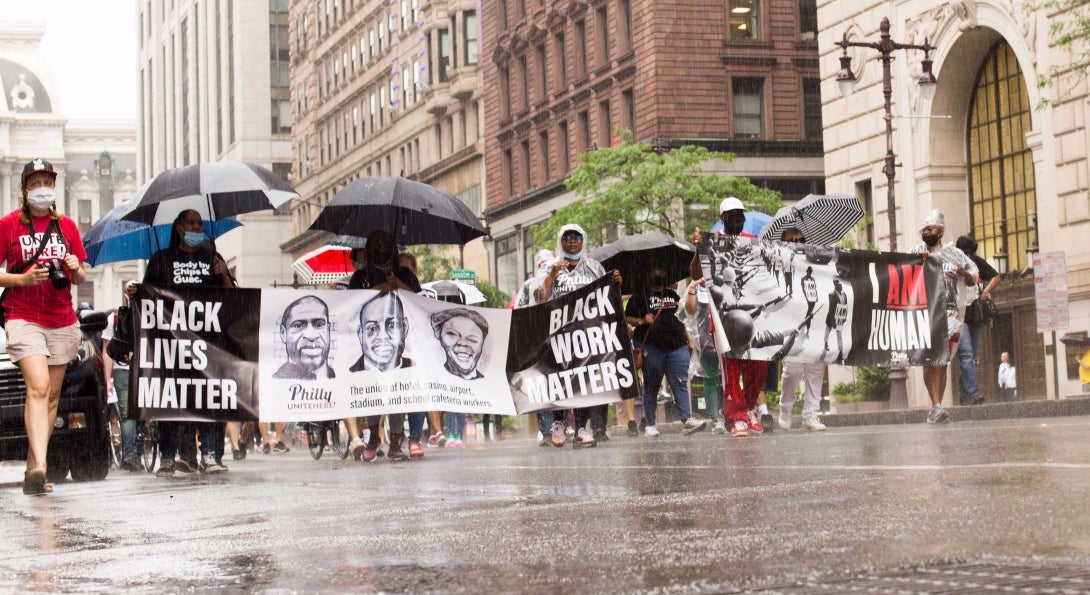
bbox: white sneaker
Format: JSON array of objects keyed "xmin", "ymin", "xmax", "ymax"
[
  {"xmin": 777, "ymin": 408, "xmax": 792, "ymax": 431},
  {"xmin": 681, "ymin": 418, "xmax": 707, "ymax": 435},
  {"xmin": 645, "ymin": 425, "xmax": 661, "ymax": 437},
  {"xmin": 711, "ymin": 420, "xmax": 727, "ymax": 434},
  {"xmin": 802, "ymin": 416, "xmax": 826, "ymax": 432},
  {"xmin": 348, "ymin": 437, "xmax": 366, "ymax": 460}
]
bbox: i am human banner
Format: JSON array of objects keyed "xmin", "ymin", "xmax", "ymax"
[
  {"xmin": 697, "ymin": 234, "xmax": 947, "ymax": 367},
  {"xmin": 506, "ymin": 275, "xmax": 640, "ymax": 412}
]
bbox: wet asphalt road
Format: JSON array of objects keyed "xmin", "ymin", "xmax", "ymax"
[{"xmin": 2, "ymin": 416, "xmax": 1090, "ymax": 593}]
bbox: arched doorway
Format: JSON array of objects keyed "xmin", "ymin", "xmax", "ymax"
[{"xmin": 965, "ymin": 39, "xmax": 1043, "ymax": 399}]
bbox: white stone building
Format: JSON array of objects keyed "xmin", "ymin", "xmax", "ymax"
[
  {"xmin": 136, "ymin": 0, "xmax": 295, "ymax": 290},
  {"xmin": 819, "ymin": 0, "xmax": 1090, "ymax": 402}
]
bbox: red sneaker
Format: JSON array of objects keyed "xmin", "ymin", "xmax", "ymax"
[{"xmin": 730, "ymin": 420, "xmax": 749, "ymax": 437}]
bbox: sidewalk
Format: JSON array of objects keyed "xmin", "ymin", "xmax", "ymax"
[{"xmin": 633, "ymin": 395, "xmax": 1090, "ymax": 434}]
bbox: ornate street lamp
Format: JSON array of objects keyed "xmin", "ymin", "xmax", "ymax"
[{"xmin": 834, "ymin": 17, "xmax": 938, "ymax": 410}]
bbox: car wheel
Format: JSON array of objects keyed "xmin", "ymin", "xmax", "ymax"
[
  {"xmin": 46, "ymin": 446, "xmax": 71, "ymax": 483},
  {"xmin": 70, "ymin": 432, "xmax": 111, "ymax": 481}
]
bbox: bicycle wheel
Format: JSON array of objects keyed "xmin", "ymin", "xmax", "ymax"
[
  {"xmin": 140, "ymin": 421, "xmax": 159, "ymax": 472},
  {"xmin": 305, "ymin": 423, "xmax": 325, "ymax": 460},
  {"xmin": 331, "ymin": 420, "xmax": 350, "ymax": 460}
]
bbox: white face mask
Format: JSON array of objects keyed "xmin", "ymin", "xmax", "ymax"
[{"xmin": 26, "ymin": 188, "xmax": 55, "ymax": 210}]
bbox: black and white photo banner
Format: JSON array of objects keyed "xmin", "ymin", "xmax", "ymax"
[
  {"xmin": 129, "ymin": 277, "xmax": 635, "ymax": 422},
  {"xmin": 698, "ymin": 234, "xmax": 947, "ymax": 367}
]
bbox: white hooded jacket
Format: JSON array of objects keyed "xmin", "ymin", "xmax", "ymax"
[{"xmin": 532, "ymin": 223, "xmax": 606, "ymax": 303}]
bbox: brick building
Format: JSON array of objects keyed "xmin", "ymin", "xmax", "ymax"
[{"xmin": 481, "ymin": 0, "xmax": 826, "ymax": 297}]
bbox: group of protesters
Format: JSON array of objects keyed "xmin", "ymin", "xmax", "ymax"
[{"xmin": 4, "ymin": 154, "xmax": 1000, "ymax": 496}]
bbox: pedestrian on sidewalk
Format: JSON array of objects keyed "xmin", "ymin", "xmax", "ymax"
[
  {"xmin": 997, "ymin": 352, "xmax": 1017, "ymax": 402},
  {"xmin": 911, "ymin": 210, "xmax": 977, "ymax": 424},
  {"xmin": 955, "ymin": 235, "xmax": 999, "ymax": 405}
]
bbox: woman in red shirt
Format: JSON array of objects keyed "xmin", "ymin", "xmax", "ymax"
[{"xmin": 0, "ymin": 159, "xmax": 87, "ymax": 495}]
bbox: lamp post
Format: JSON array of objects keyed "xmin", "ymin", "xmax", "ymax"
[{"xmin": 835, "ymin": 17, "xmax": 938, "ymax": 410}]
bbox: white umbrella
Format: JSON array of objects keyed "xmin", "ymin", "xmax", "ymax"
[
  {"xmin": 419, "ymin": 280, "xmax": 487, "ymax": 305},
  {"xmin": 758, "ymin": 193, "xmax": 864, "ymax": 247}
]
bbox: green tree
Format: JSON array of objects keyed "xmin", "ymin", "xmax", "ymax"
[
  {"xmin": 406, "ymin": 245, "xmax": 458, "ymax": 283},
  {"xmin": 1036, "ymin": 0, "xmax": 1090, "ymax": 107},
  {"xmin": 476, "ymin": 280, "xmax": 511, "ymax": 308},
  {"xmin": 533, "ymin": 129, "xmax": 782, "ymax": 249}
]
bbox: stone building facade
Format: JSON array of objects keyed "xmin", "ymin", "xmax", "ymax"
[
  {"xmin": 136, "ymin": 0, "xmax": 295, "ymax": 290},
  {"xmin": 481, "ymin": 0, "xmax": 826, "ymax": 297},
  {"xmin": 818, "ymin": 0, "xmax": 1090, "ymax": 401},
  {"xmin": 285, "ymin": 0, "xmax": 487, "ymax": 279}
]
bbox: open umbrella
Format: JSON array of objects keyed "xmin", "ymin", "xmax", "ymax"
[
  {"xmin": 307, "ymin": 177, "xmax": 487, "ymax": 246},
  {"xmin": 758, "ymin": 193, "xmax": 865, "ymax": 246},
  {"xmin": 420, "ymin": 280, "xmax": 487, "ymax": 305},
  {"xmin": 589, "ymin": 231, "xmax": 695, "ymax": 294},
  {"xmin": 122, "ymin": 161, "xmax": 297, "ymax": 226},
  {"xmin": 290, "ymin": 245, "xmax": 355, "ymax": 285},
  {"xmin": 84, "ymin": 200, "xmax": 243, "ymax": 266},
  {"xmin": 710, "ymin": 211, "xmax": 773, "ymax": 237},
  {"xmin": 1060, "ymin": 332, "xmax": 1090, "ymax": 348}
]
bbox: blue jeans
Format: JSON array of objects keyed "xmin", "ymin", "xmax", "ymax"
[
  {"xmin": 444, "ymin": 412, "xmax": 466, "ymax": 440},
  {"xmin": 407, "ymin": 412, "xmax": 425, "ymax": 442},
  {"xmin": 115, "ymin": 368, "xmax": 138, "ymax": 458},
  {"xmin": 956, "ymin": 323, "xmax": 981, "ymax": 402},
  {"xmin": 641, "ymin": 343, "xmax": 692, "ymax": 427}
]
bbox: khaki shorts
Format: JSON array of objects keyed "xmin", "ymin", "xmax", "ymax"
[{"xmin": 5, "ymin": 320, "xmax": 81, "ymax": 365}]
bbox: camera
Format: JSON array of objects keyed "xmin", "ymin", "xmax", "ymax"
[{"xmin": 46, "ymin": 260, "xmax": 69, "ymax": 290}]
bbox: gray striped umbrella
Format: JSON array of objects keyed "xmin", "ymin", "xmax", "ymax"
[{"xmin": 758, "ymin": 193, "xmax": 864, "ymax": 247}]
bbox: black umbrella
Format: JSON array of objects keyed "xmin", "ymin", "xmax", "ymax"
[
  {"xmin": 122, "ymin": 161, "xmax": 297, "ymax": 226},
  {"xmin": 589, "ymin": 232, "xmax": 695, "ymax": 294},
  {"xmin": 307, "ymin": 177, "xmax": 487, "ymax": 246},
  {"xmin": 1060, "ymin": 332, "xmax": 1090, "ymax": 347},
  {"xmin": 758, "ymin": 193, "xmax": 864, "ymax": 247}
]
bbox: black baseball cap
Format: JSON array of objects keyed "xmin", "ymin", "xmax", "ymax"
[{"xmin": 21, "ymin": 158, "xmax": 58, "ymax": 186}]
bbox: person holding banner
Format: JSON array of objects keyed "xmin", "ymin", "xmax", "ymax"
[
  {"xmin": 911, "ymin": 210, "xmax": 977, "ymax": 424},
  {"xmin": 626, "ymin": 265, "xmax": 707, "ymax": 438},
  {"xmin": 776, "ymin": 227, "xmax": 827, "ymax": 431},
  {"xmin": 533, "ymin": 223, "xmax": 622, "ymax": 447},
  {"xmin": 344, "ymin": 230, "xmax": 426, "ymax": 462},
  {"xmin": 139, "ymin": 209, "xmax": 235, "ymax": 477},
  {"xmin": 1, "ymin": 159, "xmax": 88, "ymax": 495}
]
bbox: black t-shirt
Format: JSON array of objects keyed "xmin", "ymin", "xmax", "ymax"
[
  {"xmin": 969, "ymin": 253, "xmax": 998, "ymax": 284},
  {"xmin": 144, "ymin": 244, "xmax": 228, "ymax": 287},
  {"xmin": 625, "ymin": 288, "xmax": 687, "ymax": 350},
  {"xmin": 348, "ymin": 264, "xmax": 422, "ymax": 292}
]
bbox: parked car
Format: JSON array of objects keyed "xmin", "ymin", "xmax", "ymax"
[{"xmin": 0, "ymin": 309, "xmax": 112, "ymax": 483}]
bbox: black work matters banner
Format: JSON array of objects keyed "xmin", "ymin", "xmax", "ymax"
[
  {"xmin": 697, "ymin": 234, "xmax": 947, "ymax": 367},
  {"xmin": 128, "ymin": 284, "xmax": 260, "ymax": 422},
  {"xmin": 506, "ymin": 275, "xmax": 640, "ymax": 412}
]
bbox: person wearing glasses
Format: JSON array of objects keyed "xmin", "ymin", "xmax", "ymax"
[
  {"xmin": 533, "ymin": 223, "xmax": 622, "ymax": 448},
  {"xmin": 776, "ymin": 227, "xmax": 826, "ymax": 431}
]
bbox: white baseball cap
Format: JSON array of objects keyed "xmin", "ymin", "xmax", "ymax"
[{"xmin": 719, "ymin": 196, "xmax": 745, "ymax": 214}]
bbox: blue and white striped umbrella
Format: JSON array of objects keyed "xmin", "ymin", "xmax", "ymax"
[{"xmin": 758, "ymin": 193, "xmax": 864, "ymax": 247}]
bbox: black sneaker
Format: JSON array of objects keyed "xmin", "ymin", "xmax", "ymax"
[
  {"xmin": 593, "ymin": 428, "xmax": 609, "ymax": 442},
  {"xmin": 156, "ymin": 460, "xmax": 176, "ymax": 478},
  {"xmin": 175, "ymin": 458, "xmax": 199, "ymax": 474},
  {"xmin": 273, "ymin": 441, "xmax": 290, "ymax": 453},
  {"xmin": 626, "ymin": 421, "xmax": 638, "ymax": 437}
]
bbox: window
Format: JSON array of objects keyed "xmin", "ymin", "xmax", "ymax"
[
  {"xmin": 503, "ymin": 148, "xmax": 514, "ymax": 197},
  {"xmin": 595, "ymin": 6, "xmax": 609, "ymax": 68},
  {"xmin": 618, "ymin": 0, "xmax": 632, "ymax": 54},
  {"xmin": 575, "ymin": 20, "xmax": 587, "ymax": 78},
  {"xmin": 521, "ymin": 140, "xmax": 532, "ymax": 190},
  {"xmin": 621, "ymin": 88, "xmax": 635, "ymax": 133},
  {"xmin": 535, "ymin": 44, "xmax": 547, "ymax": 101},
  {"xmin": 968, "ymin": 40, "xmax": 1039, "ymax": 272},
  {"xmin": 496, "ymin": 233, "xmax": 519, "ymax": 297},
  {"xmin": 438, "ymin": 28, "xmax": 451, "ymax": 82},
  {"xmin": 802, "ymin": 78, "xmax": 822, "ymax": 140},
  {"xmin": 352, "ymin": 106, "xmax": 359, "ymax": 144},
  {"xmin": 499, "ymin": 0, "xmax": 508, "ymax": 31},
  {"xmin": 799, "ymin": 0, "xmax": 817, "ymax": 40},
  {"xmin": 578, "ymin": 110, "xmax": 590, "ymax": 152},
  {"xmin": 538, "ymin": 131, "xmax": 550, "ymax": 185},
  {"xmin": 519, "ymin": 55, "xmax": 529, "ymax": 111},
  {"xmin": 732, "ymin": 77, "xmax": 763, "ymax": 138},
  {"xmin": 500, "ymin": 66, "xmax": 511, "ymax": 119},
  {"xmin": 558, "ymin": 121, "xmax": 570, "ymax": 173},
  {"xmin": 555, "ymin": 32, "xmax": 567, "ymax": 86},
  {"xmin": 729, "ymin": 0, "xmax": 758, "ymax": 40},
  {"xmin": 464, "ymin": 11, "xmax": 478, "ymax": 65},
  {"xmin": 598, "ymin": 100, "xmax": 611, "ymax": 147}
]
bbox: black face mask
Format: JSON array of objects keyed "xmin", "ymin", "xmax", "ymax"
[
  {"xmin": 921, "ymin": 233, "xmax": 941, "ymax": 247},
  {"xmin": 723, "ymin": 213, "xmax": 745, "ymax": 235},
  {"xmin": 650, "ymin": 274, "xmax": 665, "ymax": 288}
]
